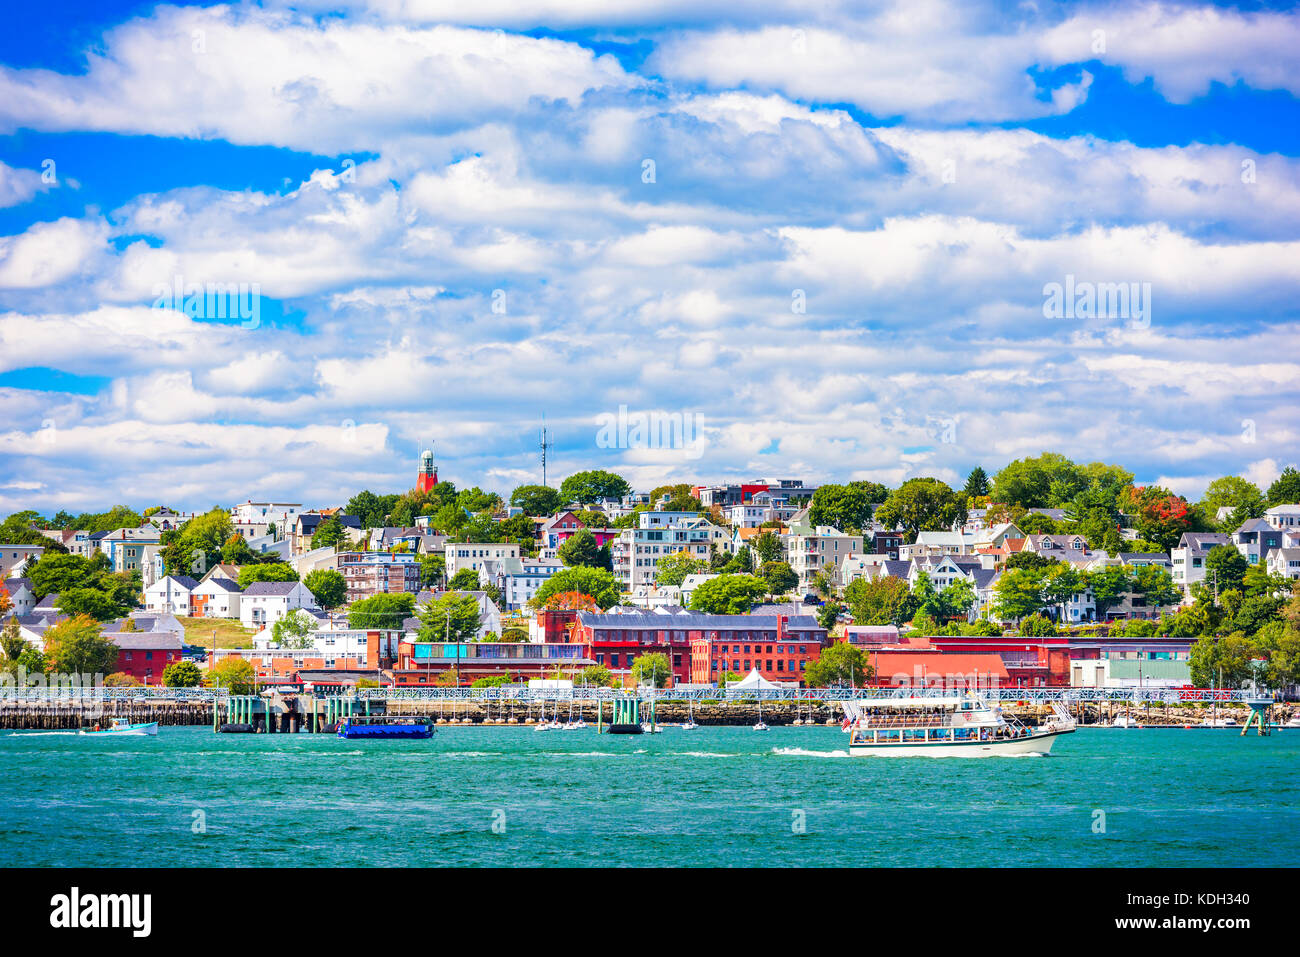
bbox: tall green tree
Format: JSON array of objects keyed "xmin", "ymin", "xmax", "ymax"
[
  {"xmin": 557, "ymin": 528, "xmax": 606, "ymax": 568},
  {"xmin": 844, "ymin": 575, "xmax": 916, "ymax": 625},
  {"xmin": 42, "ymin": 615, "xmax": 119, "ymax": 676},
  {"xmin": 804, "ymin": 642, "xmax": 869, "ymax": 687},
  {"xmin": 1267, "ymin": 467, "xmax": 1300, "ymax": 505},
  {"xmin": 417, "ymin": 593, "xmax": 482, "ymax": 643},
  {"xmin": 687, "ymin": 574, "xmax": 768, "ymax": 615},
  {"xmin": 531, "ymin": 567, "xmax": 621, "ymax": 609},
  {"xmin": 237, "ymin": 563, "xmax": 299, "ymax": 589},
  {"xmin": 655, "ymin": 551, "xmax": 708, "ymax": 586},
  {"xmin": 303, "ymin": 569, "xmax": 346, "ymax": 609},
  {"xmin": 348, "ymin": 593, "xmax": 416, "ymax": 628},
  {"xmin": 873, "ymin": 478, "xmax": 967, "ymax": 543},
  {"xmin": 630, "ymin": 652, "xmax": 672, "ymax": 688},
  {"xmin": 559, "ymin": 470, "xmax": 631, "ymax": 504},
  {"xmin": 963, "ymin": 466, "xmax": 990, "ymax": 498},
  {"xmin": 510, "ymin": 484, "xmax": 563, "ymax": 516},
  {"xmin": 808, "ymin": 482, "xmax": 883, "ymax": 531}
]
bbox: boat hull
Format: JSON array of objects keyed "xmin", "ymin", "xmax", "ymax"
[
  {"xmin": 606, "ymin": 723, "xmax": 643, "ymax": 734},
  {"xmin": 80, "ymin": 722, "xmax": 158, "ymax": 736},
  {"xmin": 849, "ymin": 728, "xmax": 1071, "ymax": 758},
  {"xmin": 337, "ymin": 723, "xmax": 433, "ymax": 739}
]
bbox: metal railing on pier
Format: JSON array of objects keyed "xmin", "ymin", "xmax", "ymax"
[{"xmin": 0, "ymin": 685, "xmax": 1263, "ymax": 704}]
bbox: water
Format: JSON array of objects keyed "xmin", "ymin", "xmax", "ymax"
[{"xmin": 1, "ymin": 726, "xmax": 1295, "ymax": 867}]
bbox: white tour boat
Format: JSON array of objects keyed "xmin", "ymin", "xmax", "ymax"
[{"xmin": 840, "ymin": 695, "xmax": 1074, "ymax": 757}]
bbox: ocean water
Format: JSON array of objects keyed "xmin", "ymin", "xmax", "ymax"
[{"xmin": 0, "ymin": 725, "xmax": 1295, "ymax": 867}]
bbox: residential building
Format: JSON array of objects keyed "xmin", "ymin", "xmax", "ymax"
[
  {"xmin": 1, "ymin": 577, "xmax": 36, "ymax": 615},
  {"xmin": 143, "ymin": 575, "xmax": 200, "ymax": 615},
  {"xmin": 1171, "ymin": 532, "xmax": 1231, "ymax": 594},
  {"xmin": 240, "ymin": 580, "xmax": 321, "ymax": 629},
  {"xmin": 338, "ymin": 551, "xmax": 420, "ymax": 602},
  {"xmin": 1267, "ymin": 548, "xmax": 1300, "ymax": 581},
  {"xmin": 610, "ymin": 512, "xmax": 721, "ymax": 589},
  {"xmin": 0, "ymin": 544, "xmax": 45, "ymax": 578},
  {"xmin": 1265, "ymin": 504, "xmax": 1300, "ymax": 531},
  {"xmin": 1232, "ymin": 518, "xmax": 1286, "ymax": 564},
  {"xmin": 498, "ymin": 557, "xmax": 564, "ymax": 610},
  {"xmin": 782, "ymin": 524, "xmax": 863, "ymax": 590},
  {"xmin": 190, "ymin": 577, "xmax": 243, "ymax": 618}
]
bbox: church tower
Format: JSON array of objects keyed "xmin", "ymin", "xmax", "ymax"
[{"xmin": 416, "ymin": 446, "xmax": 438, "ymax": 492}]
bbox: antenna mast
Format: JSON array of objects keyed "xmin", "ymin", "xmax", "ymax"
[{"xmin": 540, "ymin": 416, "xmax": 553, "ymax": 487}]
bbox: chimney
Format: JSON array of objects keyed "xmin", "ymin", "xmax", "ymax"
[{"xmin": 777, "ymin": 614, "xmax": 787, "ymax": 641}]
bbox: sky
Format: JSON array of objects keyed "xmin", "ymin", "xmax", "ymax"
[{"xmin": 0, "ymin": 0, "xmax": 1298, "ymax": 514}]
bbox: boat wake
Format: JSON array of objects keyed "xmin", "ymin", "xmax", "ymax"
[
  {"xmin": 1, "ymin": 730, "xmax": 79, "ymax": 737},
  {"xmin": 772, "ymin": 746, "xmax": 850, "ymax": 758}
]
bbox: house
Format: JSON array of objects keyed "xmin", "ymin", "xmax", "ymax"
[
  {"xmin": 445, "ymin": 542, "xmax": 522, "ymax": 585},
  {"xmin": 290, "ymin": 513, "xmax": 362, "ymax": 554},
  {"xmin": 108, "ymin": 632, "xmax": 184, "ymax": 685},
  {"xmin": 97, "ymin": 528, "xmax": 163, "ymax": 574},
  {"xmin": 497, "ymin": 556, "xmax": 564, "ymax": 610},
  {"xmin": 869, "ymin": 530, "xmax": 904, "ymax": 560},
  {"xmin": 782, "ymin": 524, "xmax": 863, "ymax": 590},
  {"xmin": 143, "ymin": 575, "xmax": 199, "ymax": 615},
  {"xmin": 1, "ymin": 577, "xmax": 36, "ymax": 615},
  {"xmin": 679, "ymin": 573, "xmax": 719, "ymax": 607},
  {"xmin": 240, "ymin": 581, "xmax": 320, "ymax": 629},
  {"xmin": 1264, "ymin": 504, "xmax": 1300, "ymax": 531},
  {"xmin": 610, "ymin": 512, "xmax": 720, "ymax": 589},
  {"xmin": 0, "ymin": 544, "xmax": 45, "ymax": 577},
  {"xmin": 232, "ymin": 501, "xmax": 302, "ymax": 526},
  {"xmin": 899, "ymin": 531, "xmax": 973, "ymax": 560},
  {"xmin": 1232, "ymin": 518, "xmax": 1286, "ymax": 564},
  {"xmin": 1266, "ymin": 548, "xmax": 1300, "ymax": 581},
  {"xmin": 1171, "ymin": 532, "xmax": 1231, "ymax": 594},
  {"xmin": 190, "ymin": 577, "xmax": 242, "ymax": 618}
]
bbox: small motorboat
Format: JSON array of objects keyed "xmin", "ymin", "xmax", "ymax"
[
  {"xmin": 681, "ymin": 719, "xmax": 699, "ymax": 730},
  {"xmin": 80, "ymin": 719, "xmax": 158, "ymax": 736},
  {"xmin": 1202, "ymin": 716, "xmax": 1238, "ymax": 727},
  {"xmin": 753, "ymin": 721, "xmax": 770, "ymax": 732}
]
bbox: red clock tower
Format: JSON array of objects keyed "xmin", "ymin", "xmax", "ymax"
[{"xmin": 416, "ymin": 447, "xmax": 438, "ymax": 492}]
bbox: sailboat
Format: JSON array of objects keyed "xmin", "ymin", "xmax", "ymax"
[
  {"xmin": 682, "ymin": 697, "xmax": 699, "ymax": 730},
  {"xmin": 753, "ymin": 694, "xmax": 769, "ymax": 732}
]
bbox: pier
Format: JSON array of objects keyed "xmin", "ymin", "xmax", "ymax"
[{"xmin": 0, "ymin": 685, "xmax": 1283, "ymax": 731}]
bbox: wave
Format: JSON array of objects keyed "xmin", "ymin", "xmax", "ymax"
[{"xmin": 772, "ymin": 746, "xmax": 850, "ymax": 758}]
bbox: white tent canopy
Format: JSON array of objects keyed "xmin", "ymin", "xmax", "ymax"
[{"xmin": 726, "ymin": 669, "xmax": 785, "ymax": 691}]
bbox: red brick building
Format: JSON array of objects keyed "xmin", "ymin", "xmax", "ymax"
[
  {"xmin": 111, "ymin": 634, "xmax": 183, "ymax": 685},
  {"xmin": 570, "ymin": 610, "xmax": 828, "ymax": 686}
]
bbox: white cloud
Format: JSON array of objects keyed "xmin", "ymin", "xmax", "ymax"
[{"xmin": 0, "ymin": 6, "xmax": 632, "ymax": 152}]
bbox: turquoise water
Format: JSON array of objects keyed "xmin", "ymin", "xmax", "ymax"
[{"xmin": 1, "ymin": 726, "xmax": 1296, "ymax": 867}]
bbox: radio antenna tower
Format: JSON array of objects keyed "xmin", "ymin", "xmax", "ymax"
[{"xmin": 540, "ymin": 416, "xmax": 553, "ymax": 487}]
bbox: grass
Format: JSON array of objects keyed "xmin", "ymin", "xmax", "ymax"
[{"xmin": 179, "ymin": 616, "xmax": 257, "ymax": 649}]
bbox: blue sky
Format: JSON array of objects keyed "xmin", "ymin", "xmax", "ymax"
[{"xmin": 0, "ymin": 0, "xmax": 1298, "ymax": 513}]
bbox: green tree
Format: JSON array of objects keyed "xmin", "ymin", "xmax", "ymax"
[
  {"xmin": 873, "ymin": 478, "xmax": 967, "ymax": 543},
  {"xmin": 844, "ymin": 575, "xmax": 916, "ymax": 626},
  {"xmin": 531, "ymin": 567, "xmax": 621, "ymax": 610},
  {"xmin": 207, "ymin": 657, "xmax": 256, "ymax": 694},
  {"xmin": 418, "ymin": 554, "xmax": 446, "ymax": 589},
  {"xmin": 447, "ymin": 568, "xmax": 482, "ymax": 591},
  {"xmin": 1189, "ymin": 632, "xmax": 1258, "ymax": 688},
  {"xmin": 348, "ymin": 593, "xmax": 416, "ymax": 628},
  {"xmin": 26, "ymin": 553, "xmax": 105, "ymax": 600},
  {"xmin": 1086, "ymin": 565, "xmax": 1133, "ymax": 619},
  {"xmin": 963, "ymin": 466, "xmax": 990, "ymax": 499},
  {"xmin": 162, "ymin": 660, "xmax": 203, "ymax": 687},
  {"xmin": 1267, "ymin": 466, "xmax": 1300, "ymax": 506},
  {"xmin": 510, "ymin": 484, "xmax": 563, "ymax": 516},
  {"xmin": 559, "ymin": 470, "xmax": 631, "ymax": 504},
  {"xmin": 237, "ymin": 563, "xmax": 298, "ymax": 589},
  {"xmin": 579, "ymin": 664, "xmax": 615, "ymax": 688},
  {"xmin": 557, "ymin": 528, "xmax": 606, "ymax": 568},
  {"xmin": 804, "ymin": 642, "xmax": 869, "ymax": 687},
  {"xmin": 750, "ymin": 531, "xmax": 782, "ymax": 564},
  {"xmin": 1018, "ymin": 614, "xmax": 1058, "ymax": 637},
  {"xmin": 303, "ymin": 569, "xmax": 346, "ymax": 609},
  {"xmin": 271, "ymin": 608, "xmax": 319, "ymax": 649},
  {"xmin": 808, "ymin": 482, "xmax": 880, "ymax": 532},
  {"xmin": 818, "ymin": 599, "xmax": 843, "ymax": 631},
  {"xmin": 1203, "ymin": 545, "xmax": 1249, "ymax": 597},
  {"xmin": 57, "ymin": 587, "xmax": 128, "ymax": 621},
  {"xmin": 42, "ymin": 615, "xmax": 119, "ymax": 676},
  {"xmin": 687, "ymin": 574, "xmax": 768, "ymax": 615},
  {"xmin": 1199, "ymin": 476, "xmax": 1266, "ymax": 527},
  {"xmin": 310, "ymin": 516, "xmax": 347, "ymax": 549},
  {"xmin": 630, "ymin": 652, "xmax": 671, "ymax": 688},
  {"xmin": 417, "ymin": 592, "xmax": 482, "ymax": 643},
  {"xmin": 759, "ymin": 560, "xmax": 798, "ymax": 595},
  {"xmin": 991, "ymin": 453, "xmax": 1086, "ymax": 508},
  {"xmin": 655, "ymin": 551, "xmax": 707, "ymax": 586},
  {"xmin": 991, "ymin": 567, "xmax": 1048, "ymax": 622}
]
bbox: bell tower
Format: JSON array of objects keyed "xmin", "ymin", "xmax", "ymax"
[{"xmin": 416, "ymin": 445, "xmax": 438, "ymax": 493}]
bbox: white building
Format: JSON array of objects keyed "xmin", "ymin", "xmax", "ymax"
[
  {"xmin": 240, "ymin": 580, "xmax": 320, "ymax": 630},
  {"xmin": 0, "ymin": 544, "xmax": 45, "ymax": 578},
  {"xmin": 610, "ymin": 512, "xmax": 720, "ymax": 588},
  {"xmin": 1171, "ymin": 532, "xmax": 1231, "ymax": 595},
  {"xmin": 144, "ymin": 575, "xmax": 200, "ymax": 615},
  {"xmin": 782, "ymin": 524, "xmax": 863, "ymax": 590},
  {"xmin": 191, "ymin": 577, "xmax": 243, "ymax": 618},
  {"xmin": 445, "ymin": 542, "xmax": 522, "ymax": 583}
]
